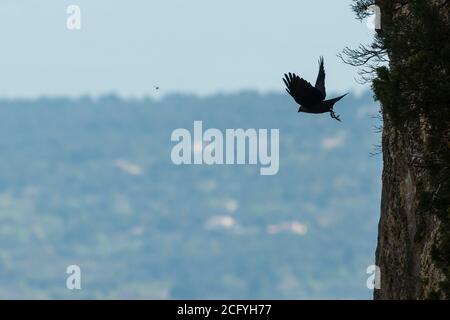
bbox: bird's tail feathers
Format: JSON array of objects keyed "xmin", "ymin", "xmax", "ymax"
[
  {"xmin": 335, "ymin": 92, "xmax": 349, "ymax": 101},
  {"xmin": 327, "ymin": 92, "xmax": 349, "ymax": 104}
]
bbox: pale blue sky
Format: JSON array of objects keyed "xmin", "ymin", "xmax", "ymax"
[{"xmin": 0, "ymin": 0, "xmax": 374, "ymax": 98}]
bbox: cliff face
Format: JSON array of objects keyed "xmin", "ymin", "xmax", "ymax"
[
  {"xmin": 375, "ymin": 113, "xmax": 445, "ymax": 299},
  {"xmin": 373, "ymin": 0, "xmax": 450, "ymax": 299}
]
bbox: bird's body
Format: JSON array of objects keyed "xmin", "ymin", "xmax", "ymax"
[
  {"xmin": 299, "ymin": 93, "xmax": 349, "ymax": 113},
  {"xmin": 283, "ymin": 57, "xmax": 348, "ymax": 121}
]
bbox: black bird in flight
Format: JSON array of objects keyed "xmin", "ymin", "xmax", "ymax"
[{"xmin": 283, "ymin": 57, "xmax": 348, "ymax": 121}]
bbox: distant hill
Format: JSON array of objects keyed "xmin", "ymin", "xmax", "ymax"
[{"xmin": 0, "ymin": 90, "xmax": 381, "ymax": 299}]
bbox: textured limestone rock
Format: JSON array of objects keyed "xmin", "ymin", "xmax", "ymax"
[{"xmin": 373, "ymin": 0, "xmax": 449, "ymax": 300}]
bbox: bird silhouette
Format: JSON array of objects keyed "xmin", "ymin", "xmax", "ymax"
[{"xmin": 283, "ymin": 57, "xmax": 348, "ymax": 121}]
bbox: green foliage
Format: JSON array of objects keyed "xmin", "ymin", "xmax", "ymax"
[{"xmin": 372, "ymin": 66, "xmax": 403, "ymax": 124}]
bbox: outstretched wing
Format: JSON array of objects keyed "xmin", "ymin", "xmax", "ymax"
[
  {"xmin": 283, "ymin": 73, "xmax": 323, "ymax": 107},
  {"xmin": 314, "ymin": 56, "xmax": 326, "ymax": 100}
]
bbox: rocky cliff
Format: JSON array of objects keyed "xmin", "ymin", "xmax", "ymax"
[{"xmin": 370, "ymin": 0, "xmax": 450, "ymax": 299}]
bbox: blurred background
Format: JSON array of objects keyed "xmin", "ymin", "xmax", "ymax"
[{"xmin": 0, "ymin": 0, "xmax": 381, "ymax": 299}]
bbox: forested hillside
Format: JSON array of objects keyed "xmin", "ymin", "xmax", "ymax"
[{"xmin": 0, "ymin": 91, "xmax": 381, "ymax": 299}]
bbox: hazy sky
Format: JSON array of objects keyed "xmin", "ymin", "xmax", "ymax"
[{"xmin": 0, "ymin": 0, "xmax": 374, "ymax": 98}]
